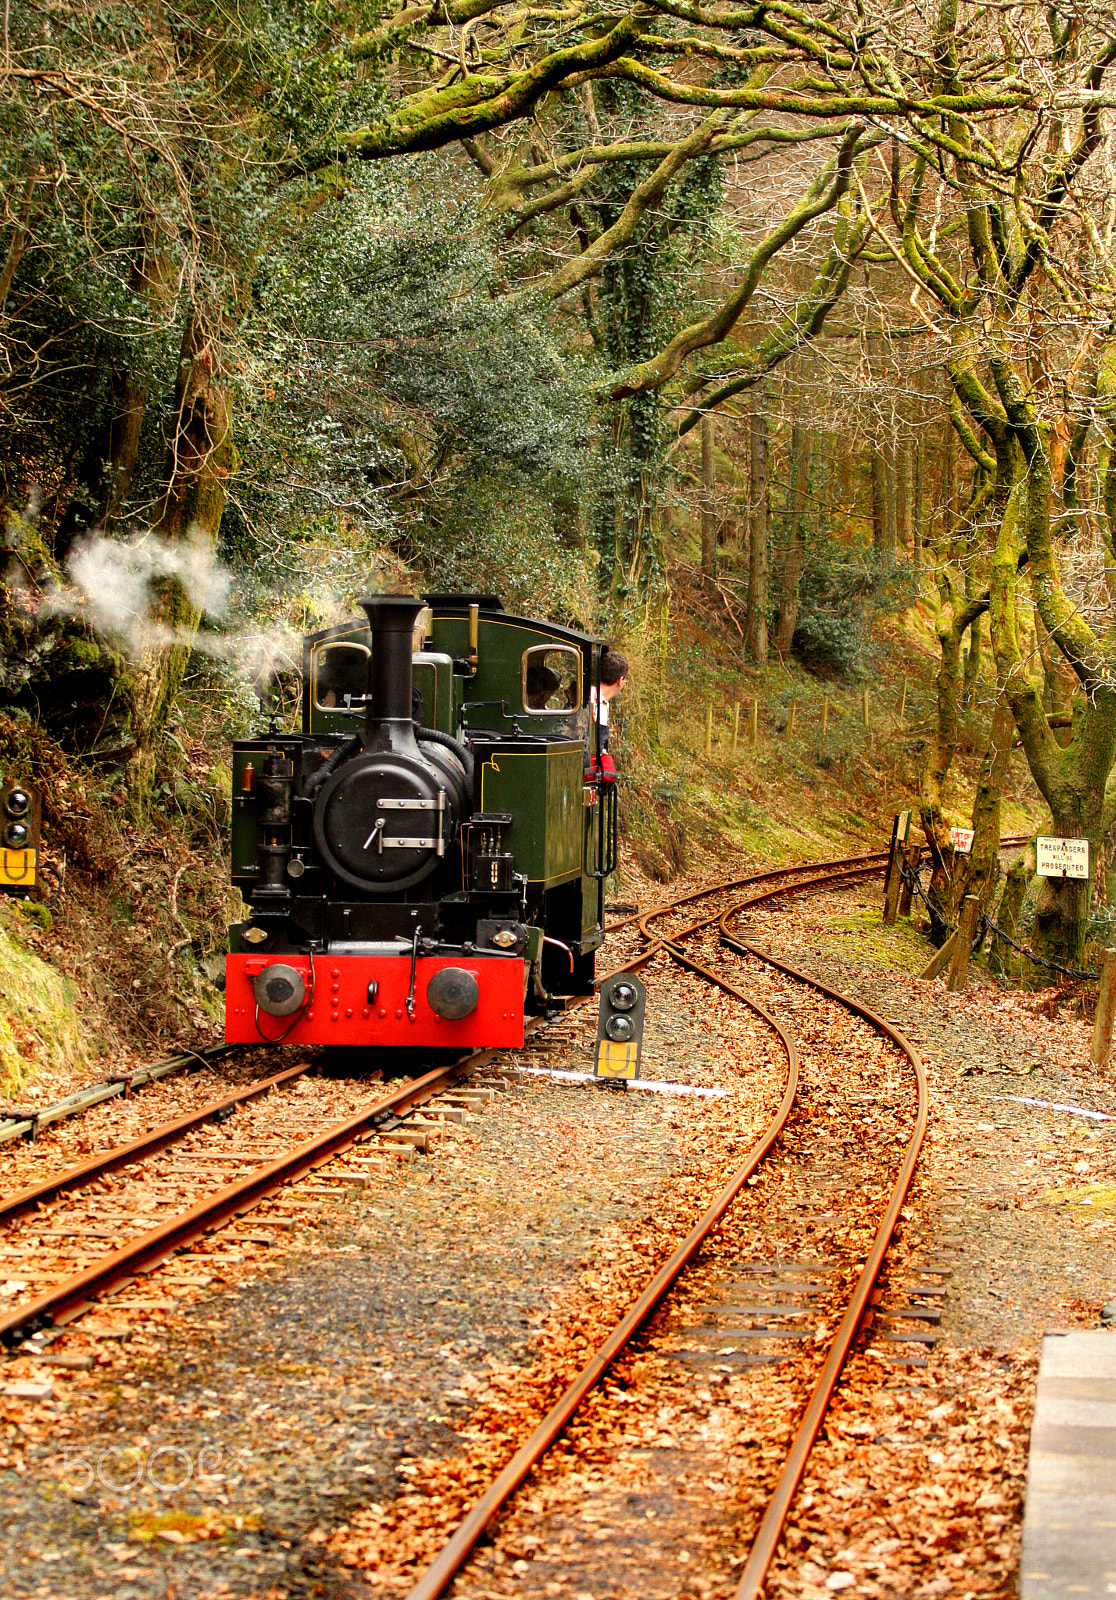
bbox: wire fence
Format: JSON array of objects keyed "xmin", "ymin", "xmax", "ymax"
[{"xmin": 897, "ymin": 853, "xmax": 1099, "ymax": 984}]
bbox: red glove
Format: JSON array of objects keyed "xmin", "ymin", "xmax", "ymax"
[{"xmin": 585, "ymin": 751, "xmax": 617, "ymax": 787}]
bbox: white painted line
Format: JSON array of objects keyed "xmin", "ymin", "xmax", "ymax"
[
  {"xmin": 994, "ymin": 1094, "xmax": 1114, "ymax": 1123},
  {"xmin": 513, "ymin": 1066, "xmax": 728, "ymax": 1097}
]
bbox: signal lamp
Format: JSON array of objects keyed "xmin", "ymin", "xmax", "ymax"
[
  {"xmin": 594, "ymin": 973, "xmax": 647, "ymax": 1081},
  {"xmin": 0, "ymin": 781, "xmax": 40, "ymax": 897}
]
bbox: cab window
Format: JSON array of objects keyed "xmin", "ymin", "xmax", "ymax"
[
  {"xmin": 522, "ymin": 645, "xmax": 581, "ymax": 713},
  {"xmin": 313, "ymin": 641, "xmax": 370, "ymax": 711}
]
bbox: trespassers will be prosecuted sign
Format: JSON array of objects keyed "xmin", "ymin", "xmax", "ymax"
[{"xmin": 1036, "ymin": 836, "xmax": 1090, "ymax": 880}]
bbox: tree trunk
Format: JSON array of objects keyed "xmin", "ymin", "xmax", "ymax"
[
  {"xmin": 990, "ymin": 845, "xmax": 1033, "ymax": 978},
  {"xmin": 944, "ymin": 407, "xmax": 959, "ymax": 535},
  {"xmin": 1027, "ymin": 696, "xmax": 1114, "ymax": 970},
  {"xmin": 896, "ymin": 434, "xmax": 913, "ymax": 556},
  {"xmin": 962, "ymin": 614, "xmax": 982, "ymax": 709},
  {"xmin": 870, "ymin": 442, "xmax": 889, "ymax": 558},
  {"xmin": 102, "ymin": 372, "xmax": 151, "ymax": 531},
  {"xmin": 987, "ymin": 472, "xmax": 1116, "ymax": 970},
  {"xmin": 911, "ymin": 431, "xmax": 923, "ymax": 571},
  {"xmin": 958, "ymin": 691, "xmax": 1015, "ymax": 913},
  {"xmin": 127, "ymin": 312, "xmax": 230, "ymax": 802},
  {"xmin": 919, "ymin": 492, "xmax": 992, "ymax": 936},
  {"xmin": 1035, "ymin": 612, "xmax": 1070, "ymax": 718},
  {"xmin": 101, "ymin": 238, "xmax": 178, "ymax": 530},
  {"xmin": 772, "ymin": 420, "xmax": 809, "ymax": 654},
  {"xmin": 0, "ymin": 175, "xmax": 40, "ymax": 314},
  {"xmin": 919, "ymin": 596, "xmax": 968, "ymax": 939},
  {"xmin": 595, "ymin": 413, "xmax": 620, "ymax": 603},
  {"xmin": 746, "ymin": 388, "xmax": 768, "ymax": 665},
  {"xmin": 700, "ymin": 411, "xmax": 716, "ymax": 576}
]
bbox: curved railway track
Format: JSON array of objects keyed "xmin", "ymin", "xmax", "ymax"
[
  {"xmin": 403, "ymin": 848, "xmax": 928, "ymax": 1600},
  {"xmin": 2, "ymin": 838, "xmax": 1016, "ymax": 1583},
  {"xmin": 0, "ymin": 856, "xmax": 890, "ymax": 1354},
  {"xmin": 714, "ymin": 899, "xmax": 927, "ymax": 1599}
]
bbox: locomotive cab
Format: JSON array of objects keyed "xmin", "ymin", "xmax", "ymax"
[{"xmin": 225, "ymin": 593, "xmax": 615, "ymax": 1051}]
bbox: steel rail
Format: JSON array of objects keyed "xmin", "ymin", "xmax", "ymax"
[
  {"xmin": 645, "ymin": 866, "xmax": 929, "ymax": 1595},
  {"xmin": 620, "ymin": 830, "xmax": 1030, "ymax": 944},
  {"xmin": 0, "ymin": 1050, "xmax": 500, "ymax": 1348},
  {"xmin": 0, "ymin": 1042, "xmax": 237, "ymax": 1147},
  {"xmin": 0, "ymin": 1061, "xmax": 313, "ymax": 1227},
  {"xmin": 635, "ymin": 857, "xmax": 886, "ymax": 953},
  {"xmin": 404, "ymin": 941, "xmax": 801, "ymax": 1600},
  {"xmin": 718, "ymin": 923, "xmax": 928, "ymax": 1600},
  {"xmin": 403, "ymin": 851, "xmax": 912, "ymax": 1600},
  {"xmin": 631, "ymin": 850, "xmax": 891, "ymax": 935}
]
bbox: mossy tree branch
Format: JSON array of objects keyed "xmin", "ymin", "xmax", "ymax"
[{"xmin": 603, "ymin": 121, "xmax": 870, "ymax": 402}]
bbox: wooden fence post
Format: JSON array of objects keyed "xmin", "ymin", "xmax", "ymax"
[
  {"xmin": 820, "ymin": 697, "xmax": 829, "ymax": 754},
  {"xmin": 1091, "ymin": 947, "xmax": 1116, "ymax": 1068},
  {"xmin": 899, "ymin": 672, "xmax": 909, "ymax": 727},
  {"xmin": 732, "ymin": 702, "xmax": 741, "ymax": 751},
  {"xmin": 883, "ymin": 861, "xmax": 903, "ymax": 925},
  {"xmin": 863, "ymin": 688, "xmax": 871, "ymax": 730},
  {"xmin": 919, "ymin": 931, "xmax": 957, "ymax": 981},
  {"xmin": 897, "ymin": 843, "xmax": 920, "ymax": 917},
  {"xmin": 786, "ymin": 700, "xmax": 796, "ymax": 738},
  {"xmin": 882, "ymin": 815, "xmax": 902, "ymax": 922},
  {"xmin": 704, "ymin": 703, "xmax": 713, "ymax": 756},
  {"xmin": 749, "ymin": 699, "xmax": 759, "ymax": 748},
  {"xmin": 946, "ymin": 895, "xmax": 981, "ymax": 992}
]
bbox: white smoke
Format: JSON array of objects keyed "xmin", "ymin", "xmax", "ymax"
[
  {"xmin": 60, "ymin": 528, "xmax": 370, "ymax": 704},
  {"xmin": 7, "ymin": 514, "xmax": 375, "ymax": 705},
  {"xmin": 64, "ymin": 527, "xmax": 231, "ymax": 645},
  {"xmin": 61, "ymin": 528, "xmax": 316, "ymax": 700}
]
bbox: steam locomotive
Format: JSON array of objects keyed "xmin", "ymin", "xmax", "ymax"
[{"xmin": 224, "ymin": 594, "xmax": 617, "ymax": 1050}]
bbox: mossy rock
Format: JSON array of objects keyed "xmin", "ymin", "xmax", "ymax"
[
  {"xmin": 0, "ymin": 901, "xmax": 87, "ymax": 1095},
  {"xmin": 18, "ymin": 900, "xmax": 52, "ymax": 931}
]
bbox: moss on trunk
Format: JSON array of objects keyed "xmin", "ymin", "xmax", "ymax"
[
  {"xmin": 959, "ymin": 692, "xmax": 1016, "ymax": 912},
  {"xmin": 989, "ymin": 845, "xmax": 1033, "ymax": 979}
]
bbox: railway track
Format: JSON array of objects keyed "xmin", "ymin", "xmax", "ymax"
[
  {"xmin": 0, "ymin": 1042, "xmax": 237, "ymax": 1147},
  {"xmin": 2, "ymin": 866, "xmax": 880, "ymax": 1351},
  {"xmin": 2, "ymin": 839, "xmax": 1008, "ymax": 1583},
  {"xmin": 399, "ymin": 848, "xmax": 931, "ymax": 1600},
  {"xmin": 0, "ymin": 1052, "xmax": 508, "ymax": 1353}
]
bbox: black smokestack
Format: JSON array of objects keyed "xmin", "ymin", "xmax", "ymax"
[{"xmin": 358, "ymin": 595, "xmax": 424, "ymax": 752}]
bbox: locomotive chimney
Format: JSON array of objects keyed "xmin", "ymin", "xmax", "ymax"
[{"xmin": 358, "ymin": 594, "xmax": 425, "ymax": 753}]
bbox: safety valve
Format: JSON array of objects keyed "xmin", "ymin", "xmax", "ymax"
[
  {"xmin": 0, "ymin": 781, "xmax": 40, "ymax": 897},
  {"xmin": 594, "ymin": 973, "xmax": 647, "ymax": 1081}
]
